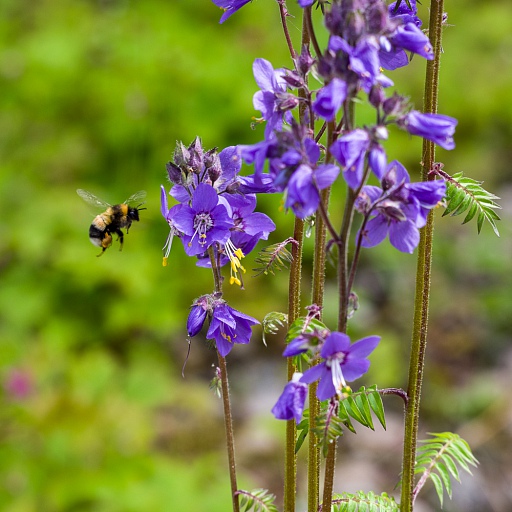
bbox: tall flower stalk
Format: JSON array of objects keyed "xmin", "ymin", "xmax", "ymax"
[
  {"xmin": 160, "ymin": 1, "xmax": 485, "ymax": 511},
  {"xmin": 400, "ymin": 1, "xmax": 446, "ymax": 510}
]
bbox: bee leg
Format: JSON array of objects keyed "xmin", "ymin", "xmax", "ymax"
[
  {"xmin": 97, "ymin": 232, "xmax": 113, "ymax": 256},
  {"xmin": 114, "ymin": 229, "xmax": 124, "ymax": 251}
]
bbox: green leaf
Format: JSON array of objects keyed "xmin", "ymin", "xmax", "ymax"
[
  {"xmin": 366, "ymin": 386, "xmax": 386, "ymax": 429},
  {"xmin": 237, "ymin": 488, "xmax": 278, "ymax": 512},
  {"xmin": 253, "ymin": 238, "xmax": 298, "ymax": 276},
  {"xmin": 430, "ymin": 472, "xmax": 445, "ymax": 507},
  {"xmin": 261, "ymin": 311, "xmax": 287, "ymax": 346},
  {"xmin": 413, "ymin": 432, "xmax": 479, "ymax": 508},
  {"xmin": 442, "ymin": 171, "xmax": 501, "ymax": 236},
  {"xmin": 331, "ymin": 491, "xmax": 399, "ymax": 512},
  {"xmin": 441, "ymin": 454, "xmax": 460, "ymax": 482}
]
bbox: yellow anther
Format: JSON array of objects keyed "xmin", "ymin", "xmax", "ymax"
[{"xmin": 162, "ymin": 257, "xmax": 168, "ymax": 267}]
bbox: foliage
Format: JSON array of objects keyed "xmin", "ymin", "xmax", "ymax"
[
  {"xmin": 261, "ymin": 311, "xmax": 288, "ymax": 346},
  {"xmin": 442, "ymin": 171, "xmax": 501, "ymax": 235},
  {"xmin": 312, "ymin": 386, "xmax": 386, "ymax": 456},
  {"xmin": 253, "ymin": 238, "xmax": 298, "ymax": 276},
  {"xmin": 237, "ymin": 488, "xmax": 279, "ymax": 512},
  {"xmin": 413, "ymin": 432, "xmax": 478, "ymax": 508},
  {"xmin": 331, "ymin": 491, "xmax": 399, "ymax": 512}
]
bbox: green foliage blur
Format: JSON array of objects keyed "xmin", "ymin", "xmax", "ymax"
[{"xmin": 0, "ymin": 0, "xmax": 511, "ymax": 510}]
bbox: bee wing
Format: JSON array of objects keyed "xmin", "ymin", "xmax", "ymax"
[
  {"xmin": 124, "ymin": 190, "xmax": 147, "ymax": 205},
  {"xmin": 77, "ymin": 189, "xmax": 111, "ymax": 209}
]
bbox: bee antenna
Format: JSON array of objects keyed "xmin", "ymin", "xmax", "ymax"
[{"xmin": 137, "ymin": 203, "xmax": 147, "ymax": 211}]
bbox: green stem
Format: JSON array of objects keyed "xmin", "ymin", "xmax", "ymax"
[
  {"xmin": 218, "ymin": 352, "xmax": 240, "ymax": 512},
  {"xmin": 308, "ymin": 122, "xmax": 335, "ymax": 512},
  {"xmin": 284, "ymin": 217, "xmax": 304, "ymax": 512},
  {"xmin": 400, "ymin": 2, "xmax": 445, "ymax": 511},
  {"xmin": 208, "ymin": 246, "xmax": 239, "ymax": 512}
]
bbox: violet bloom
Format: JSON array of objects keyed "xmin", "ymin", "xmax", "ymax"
[
  {"xmin": 285, "ymin": 163, "xmax": 340, "ymax": 219},
  {"xmin": 171, "ymin": 183, "xmax": 233, "ymax": 256},
  {"xmin": 300, "ymin": 332, "xmax": 380, "ymax": 401},
  {"xmin": 313, "ymin": 78, "xmax": 347, "ymax": 121},
  {"xmin": 212, "ymin": 0, "xmax": 251, "ymax": 23},
  {"xmin": 390, "ymin": 23, "xmax": 434, "ymax": 60},
  {"xmin": 388, "ymin": 0, "xmax": 421, "ymax": 27},
  {"xmin": 298, "ymin": 0, "xmax": 314, "ymax": 7},
  {"xmin": 400, "ymin": 110, "xmax": 457, "ymax": 150},
  {"xmin": 271, "ymin": 373, "xmax": 308, "ymax": 424},
  {"xmin": 252, "ymin": 59, "xmax": 293, "ymax": 137},
  {"xmin": 330, "ymin": 129, "xmax": 370, "ymax": 189},
  {"xmin": 161, "ymin": 185, "xmax": 185, "ymax": 266},
  {"xmin": 357, "ymin": 160, "xmax": 446, "ymax": 253},
  {"xmin": 207, "ymin": 303, "xmax": 259, "ymax": 357},
  {"xmin": 187, "ymin": 297, "xmax": 209, "ymax": 337},
  {"xmin": 328, "ymin": 36, "xmax": 387, "ymax": 93}
]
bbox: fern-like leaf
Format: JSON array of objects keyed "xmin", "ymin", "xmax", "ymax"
[
  {"xmin": 339, "ymin": 386, "xmax": 387, "ymax": 431},
  {"xmin": 442, "ymin": 171, "xmax": 501, "ymax": 236},
  {"xmin": 413, "ymin": 432, "xmax": 478, "ymax": 507},
  {"xmin": 313, "ymin": 386, "xmax": 387, "ymax": 456},
  {"xmin": 237, "ymin": 488, "xmax": 279, "ymax": 512},
  {"xmin": 314, "ymin": 400, "xmax": 345, "ymax": 456},
  {"xmin": 253, "ymin": 237, "xmax": 299, "ymax": 276},
  {"xmin": 261, "ymin": 311, "xmax": 288, "ymax": 346},
  {"xmin": 331, "ymin": 490, "xmax": 399, "ymax": 512}
]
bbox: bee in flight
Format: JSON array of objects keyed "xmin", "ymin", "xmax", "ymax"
[{"xmin": 77, "ymin": 189, "xmax": 147, "ymax": 256}]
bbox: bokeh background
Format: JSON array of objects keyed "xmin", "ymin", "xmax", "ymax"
[{"xmin": 1, "ymin": 0, "xmax": 511, "ymax": 511}]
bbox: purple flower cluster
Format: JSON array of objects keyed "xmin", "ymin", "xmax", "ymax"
[
  {"xmin": 187, "ymin": 294, "xmax": 259, "ymax": 357},
  {"xmin": 355, "ymin": 161, "xmax": 446, "ymax": 253},
  {"xmin": 161, "ymin": 138, "xmax": 275, "ymax": 285},
  {"xmin": 272, "ymin": 330, "xmax": 380, "ymax": 423},
  {"xmin": 228, "ymin": 0, "xmax": 455, "ymax": 229}
]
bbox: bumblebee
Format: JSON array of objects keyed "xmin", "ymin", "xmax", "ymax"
[{"xmin": 77, "ymin": 189, "xmax": 146, "ymax": 256}]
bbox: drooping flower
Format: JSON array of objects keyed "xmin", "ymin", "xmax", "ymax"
[
  {"xmin": 356, "ymin": 160, "xmax": 446, "ymax": 253},
  {"xmin": 171, "ymin": 183, "xmax": 234, "ymax": 256},
  {"xmin": 252, "ymin": 59, "xmax": 296, "ymax": 137},
  {"xmin": 271, "ymin": 373, "xmax": 308, "ymax": 424},
  {"xmin": 399, "ymin": 110, "xmax": 457, "ymax": 150},
  {"xmin": 161, "ymin": 185, "xmax": 184, "ymax": 266},
  {"xmin": 285, "ymin": 163, "xmax": 340, "ymax": 219},
  {"xmin": 212, "ymin": 0, "xmax": 252, "ymax": 23},
  {"xmin": 300, "ymin": 332, "xmax": 380, "ymax": 401},
  {"xmin": 330, "ymin": 129, "xmax": 371, "ymax": 189},
  {"xmin": 313, "ymin": 78, "xmax": 347, "ymax": 121},
  {"xmin": 207, "ymin": 302, "xmax": 259, "ymax": 357},
  {"xmin": 187, "ymin": 296, "xmax": 209, "ymax": 337}
]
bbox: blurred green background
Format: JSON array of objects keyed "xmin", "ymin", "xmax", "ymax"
[{"xmin": 1, "ymin": 0, "xmax": 511, "ymax": 511}]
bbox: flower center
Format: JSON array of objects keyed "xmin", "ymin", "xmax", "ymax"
[{"xmin": 192, "ymin": 212, "xmax": 214, "ymax": 245}]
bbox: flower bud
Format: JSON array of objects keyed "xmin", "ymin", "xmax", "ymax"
[{"xmin": 166, "ymin": 161, "xmax": 183, "ymax": 184}]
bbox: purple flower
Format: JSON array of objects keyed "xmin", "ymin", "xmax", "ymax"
[
  {"xmin": 171, "ymin": 183, "xmax": 233, "ymax": 256},
  {"xmin": 298, "ymin": 0, "xmax": 315, "ymax": 7},
  {"xmin": 161, "ymin": 185, "xmax": 185, "ymax": 265},
  {"xmin": 390, "ymin": 22, "xmax": 434, "ymax": 61},
  {"xmin": 357, "ymin": 161, "xmax": 446, "ymax": 253},
  {"xmin": 271, "ymin": 373, "xmax": 308, "ymax": 424},
  {"xmin": 313, "ymin": 78, "xmax": 347, "ymax": 121},
  {"xmin": 252, "ymin": 59, "xmax": 294, "ymax": 137},
  {"xmin": 330, "ymin": 129, "xmax": 370, "ymax": 189},
  {"xmin": 400, "ymin": 110, "xmax": 457, "ymax": 150},
  {"xmin": 388, "ymin": 0, "xmax": 421, "ymax": 27},
  {"xmin": 285, "ymin": 163, "xmax": 340, "ymax": 219},
  {"xmin": 187, "ymin": 298, "xmax": 208, "ymax": 337},
  {"xmin": 207, "ymin": 303, "xmax": 259, "ymax": 357},
  {"xmin": 212, "ymin": 0, "xmax": 252, "ymax": 23},
  {"xmin": 300, "ymin": 332, "xmax": 380, "ymax": 400}
]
